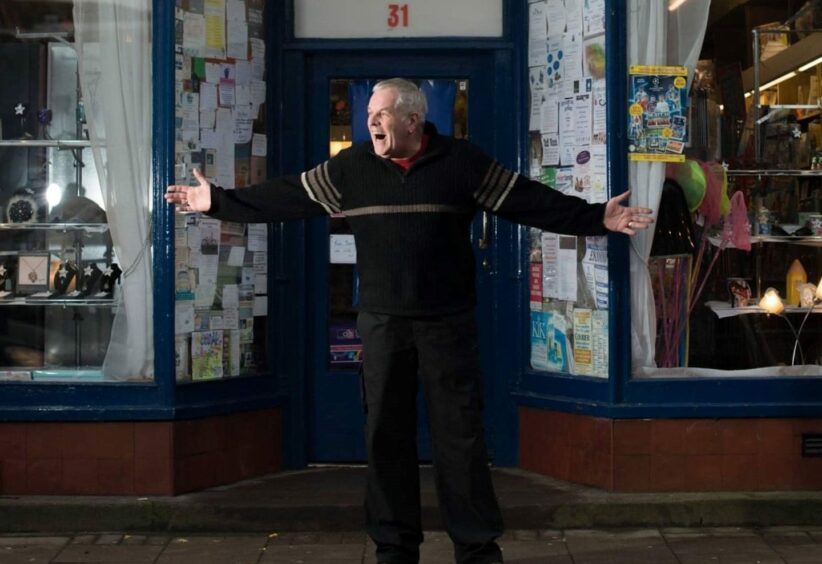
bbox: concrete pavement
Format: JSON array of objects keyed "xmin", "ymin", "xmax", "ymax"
[
  {"xmin": 3, "ymin": 466, "xmax": 822, "ymax": 533},
  {"xmin": 3, "ymin": 528, "xmax": 822, "ymax": 563}
]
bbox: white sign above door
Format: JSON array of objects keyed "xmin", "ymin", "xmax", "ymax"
[{"xmin": 294, "ymin": 0, "xmax": 503, "ymax": 39}]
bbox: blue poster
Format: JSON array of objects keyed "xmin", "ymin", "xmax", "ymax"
[{"xmin": 628, "ymin": 65, "xmax": 690, "ymax": 162}]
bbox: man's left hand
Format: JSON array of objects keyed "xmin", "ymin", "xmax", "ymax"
[{"xmin": 603, "ymin": 191, "xmax": 654, "ymax": 236}]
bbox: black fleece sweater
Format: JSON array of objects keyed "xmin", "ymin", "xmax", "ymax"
[{"xmin": 208, "ymin": 123, "xmax": 607, "ymax": 316}]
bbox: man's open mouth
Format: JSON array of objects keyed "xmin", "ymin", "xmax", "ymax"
[{"xmin": 373, "ymin": 133, "xmax": 386, "ymax": 140}]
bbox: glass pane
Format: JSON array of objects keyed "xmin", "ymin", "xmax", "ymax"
[
  {"xmin": 0, "ymin": 4, "xmax": 126, "ymax": 383},
  {"xmin": 326, "ymin": 78, "xmax": 468, "ymax": 370},
  {"xmin": 172, "ymin": 0, "xmax": 269, "ymax": 383}
]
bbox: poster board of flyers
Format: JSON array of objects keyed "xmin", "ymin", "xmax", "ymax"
[{"xmin": 628, "ymin": 65, "xmax": 689, "ymax": 162}]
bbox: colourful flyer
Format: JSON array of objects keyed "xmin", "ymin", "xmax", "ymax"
[{"xmin": 628, "ymin": 65, "xmax": 689, "ymax": 162}]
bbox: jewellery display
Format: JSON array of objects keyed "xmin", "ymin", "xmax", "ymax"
[
  {"xmin": 96, "ymin": 263, "xmax": 122, "ymax": 298},
  {"xmin": 0, "ymin": 259, "xmax": 14, "ymax": 298},
  {"xmin": 51, "ymin": 261, "xmax": 78, "ymax": 296},
  {"xmin": 79, "ymin": 263, "xmax": 103, "ymax": 297},
  {"xmin": 7, "ymin": 193, "xmax": 38, "ymax": 223},
  {"xmin": 16, "ymin": 254, "xmax": 49, "ymax": 294}
]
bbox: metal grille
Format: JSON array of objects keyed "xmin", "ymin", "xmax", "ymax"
[{"xmin": 801, "ymin": 434, "xmax": 822, "ymax": 457}]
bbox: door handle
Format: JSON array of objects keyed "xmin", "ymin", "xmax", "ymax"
[{"xmin": 478, "ymin": 211, "xmax": 490, "ymax": 250}]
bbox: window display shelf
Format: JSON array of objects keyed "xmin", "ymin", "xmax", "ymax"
[
  {"xmin": 0, "ymin": 296, "xmax": 118, "ymax": 307},
  {"xmin": 706, "ymin": 300, "xmax": 822, "ymax": 319},
  {"xmin": 708, "ymin": 234, "xmax": 822, "ymax": 248},
  {"xmin": 726, "ymin": 169, "xmax": 822, "ymax": 177},
  {"xmin": 0, "ymin": 139, "xmax": 91, "ymax": 148},
  {"xmin": 0, "ymin": 222, "xmax": 109, "ymax": 233}
]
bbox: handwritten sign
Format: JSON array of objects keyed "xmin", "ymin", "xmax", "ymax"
[{"xmin": 330, "ymin": 234, "xmax": 357, "ymax": 264}]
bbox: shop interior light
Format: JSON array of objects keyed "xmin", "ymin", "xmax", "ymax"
[
  {"xmin": 759, "ymin": 287, "xmax": 785, "ymax": 315},
  {"xmin": 799, "ymin": 55, "xmax": 822, "ymax": 72},
  {"xmin": 744, "ymin": 71, "xmax": 798, "ymax": 98},
  {"xmin": 817, "ymin": 277, "xmax": 822, "ymax": 301},
  {"xmin": 45, "ymin": 182, "xmax": 63, "ymax": 209},
  {"xmin": 668, "ymin": 0, "xmax": 688, "ymax": 11}
]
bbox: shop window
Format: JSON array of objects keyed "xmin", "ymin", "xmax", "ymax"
[
  {"xmin": 0, "ymin": 1, "xmax": 153, "ymax": 382},
  {"xmin": 630, "ymin": 1, "xmax": 822, "ymax": 377},
  {"xmin": 172, "ymin": 0, "xmax": 269, "ymax": 382}
]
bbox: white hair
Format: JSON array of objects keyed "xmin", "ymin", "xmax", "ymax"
[{"xmin": 373, "ymin": 78, "xmax": 428, "ymax": 121}]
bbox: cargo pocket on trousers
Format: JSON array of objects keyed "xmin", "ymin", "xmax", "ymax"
[{"xmin": 358, "ymin": 362, "xmax": 368, "ymax": 415}]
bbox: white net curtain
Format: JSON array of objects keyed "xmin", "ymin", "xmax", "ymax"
[{"xmin": 74, "ymin": 0, "xmax": 154, "ymax": 381}]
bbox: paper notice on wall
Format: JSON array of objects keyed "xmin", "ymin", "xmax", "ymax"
[
  {"xmin": 574, "ymin": 92, "xmax": 592, "ymax": 148},
  {"xmin": 573, "ymin": 308, "xmax": 593, "ymax": 375},
  {"xmin": 247, "ymin": 223, "xmax": 267, "ymax": 251},
  {"xmin": 529, "ymin": 72, "xmax": 547, "ymax": 132},
  {"xmin": 199, "ymin": 82, "xmax": 218, "ymax": 110},
  {"xmin": 545, "ymin": 0, "xmax": 565, "ymax": 37},
  {"xmin": 558, "ymin": 98, "xmax": 576, "ymax": 166},
  {"xmin": 583, "ymin": 0, "xmax": 606, "ymax": 37},
  {"xmin": 233, "ymin": 105, "xmax": 254, "ymax": 144},
  {"xmin": 227, "ymin": 246, "xmax": 246, "ymax": 266},
  {"xmin": 540, "ymin": 91, "xmax": 558, "ymax": 135},
  {"xmin": 546, "ymin": 38, "xmax": 563, "ymax": 91},
  {"xmin": 219, "ymin": 77, "xmax": 236, "ymax": 107},
  {"xmin": 175, "ymin": 302, "xmax": 195, "ymax": 335},
  {"xmin": 222, "ymin": 283, "xmax": 240, "ymax": 308},
  {"xmin": 591, "ymin": 78, "xmax": 607, "ymax": 144},
  {"xmin": 572, "ymin": 148, "xmax": 591, "ymax": 202},
  {"xmin": 582, "ymin": 235, "xmax": 609, "ymax": 308},
  {"xmin": 528, "ymin": 1, "xmax": 548, "ymax": 67},
  {"xmin": 227, "ymin": 0, "xmax": 246, "ymax": 20},
  {"xmin": 564, "ymin": 0, "xmax": 583, "ymax": 34},
  {"xmin": 198, "ymin": 218, "xmax": 221, "ymax": 255},
  {"xmin": 253, "ymin": 251, "xmax": 267, "ymax": 274},
  {"xmin": 183, "ymin": 13, "xmax": 206, "ymax": 56},
  {"xmin": 555, "ymin": 167, "xmax": 575, "ymax": 196},
  {"xmin": 542, "ymin": 233, "xmax": 577, "ymax": 301},
  {"xmin": 546, "ymin": 310, "xmax": 570, "ymax": 373},
  {"xmin": 253, "ymin": 295, "xmax": 268, "ymax": 316},
  {"xmin": 529, "ymin": 261, "xmax": 543, "ymax": 310},
  {"xmin": 251, "ymin": 133, "xmax": 267, "ymax": 157},
  {"xmin": 205, "ymin": 62, "xmax": 222, "ymax": 84},
  {"xmin": 541, "ymin": 134, "xmax": 559, "ymax": 166},
  {"xmin": 541, "ymin": 232, "xmax": 558, "ymax": 299},
  {"xmin": 562, "ymin": 32, "xmax": 583, "ymax": 80},
  {"xmin": 590, "ymin": 144, "xmax": 608, "ymax": 203},
  {"xmin": 592, "ymin": 309, "xmax": 609, "ymax": 378},
  {"xmin": 205, "ymin": 13, "xmax": 226, "ymax": 58},
  {"xmin": 583, "ymin": 33, "xmax": 606, "ymax": 81},
  {"xmin": 227, "ymin": 19, "xmax": 249, "ymax": 60},
  {"xmin": 530, "ymin": 310, "xmax": 551, "ymax": 371}
]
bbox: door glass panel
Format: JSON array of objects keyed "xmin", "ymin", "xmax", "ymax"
[{"xmin": 326, "ymin": 78, "xmax": 469, "ymax": 370}]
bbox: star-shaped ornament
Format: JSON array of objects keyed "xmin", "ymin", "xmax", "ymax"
[
  {"xmin": 104, "ymin": 266, "xmax": 113, "ymax": 276},
  {"xmin": 0, "ymin": 265, "xmax": 6, "ymax": 277},
  {"xmin": 14, "ymin": 103, "xmax": 26, "ymax": 116},
  {"xmin": 84, "ymin": 265, "xmax": 93, "ymax": 277},
  {"xmin": 59, "ymin": 265, "xmax": 68, "ymax": 279}
]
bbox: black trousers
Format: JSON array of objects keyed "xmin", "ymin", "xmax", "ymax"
[{"xmin": 357, "ymin": 309, "xmax": 504, "ymax": 564}]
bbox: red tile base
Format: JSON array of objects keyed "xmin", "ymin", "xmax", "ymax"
[
  {"xmin": 0, "ymin": 408, "xmax": 282, "ymax": 495},
  {"xmin": 519, "ymin": 407, "xmax": 822, "ymax": 492}
]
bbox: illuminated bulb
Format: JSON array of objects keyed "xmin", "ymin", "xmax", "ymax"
[
  {"xmin": 759, "ymin": 287, "xmax": 785, "ymax": 314},
  {"xmin": 817, "ymin": 277, "xmax": 822, "ymax": 301},
  {"xmin": 45, "ymin": 183, "xmax": 63, "ymax": 208}
]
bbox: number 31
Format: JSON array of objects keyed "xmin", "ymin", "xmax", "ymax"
[{"xmin": 387, "ymin": 3, "xmax": 409, "ymax": 27}]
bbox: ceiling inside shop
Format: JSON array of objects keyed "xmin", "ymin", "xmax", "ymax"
[{"xmin": 0, "ymin": 0, "xmax": 73, "ymax": 41}]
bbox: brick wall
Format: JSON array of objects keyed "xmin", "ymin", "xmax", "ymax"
[{"xmin": 0, "ymin": 408, "xmax": 282, "ymax": 495}]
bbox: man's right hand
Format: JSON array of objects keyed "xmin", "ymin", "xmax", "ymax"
[{"xmin": 165, "ymin": 168, "xmax": 212, "ymax": 213}]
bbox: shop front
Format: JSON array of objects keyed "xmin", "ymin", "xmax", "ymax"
[{"xmin": 0, "ymin": 0, "xmax": 820, "ymax": 496}]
